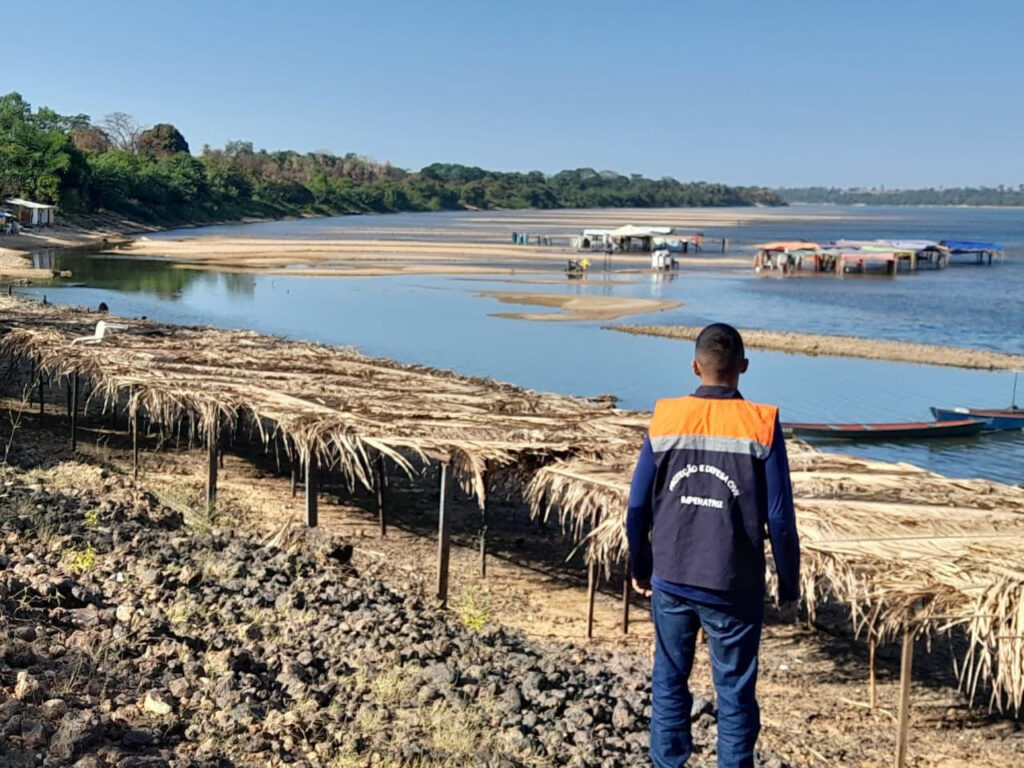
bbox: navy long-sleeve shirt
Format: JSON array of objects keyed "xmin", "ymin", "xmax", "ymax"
[{"xmin": 626, "ymin": 386, "xmax": 800, "ymax": 607}]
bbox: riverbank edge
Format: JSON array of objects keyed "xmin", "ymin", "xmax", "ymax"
[
  {"xmin": 608, "ymin": 324, "xmax": 1024, "ymax": 372},
  {"xmin": 0, "ymin": 210, "xmax": 328, "ymax": 283}
]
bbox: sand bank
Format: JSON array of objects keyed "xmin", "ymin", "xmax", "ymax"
[
  {"xmin": 120, "ymin": 235, "xmax": 750, "ymax": 277},
  {"xmin": 479, "ymin": 290, "xmax": 682, "ymax": 322},
  {"xmin": 611, "ymin": 324, "xmax": 1024, "ymax": 371}
]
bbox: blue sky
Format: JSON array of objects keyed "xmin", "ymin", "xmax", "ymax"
[{"xmin": 11, "ymin": 1, "xmax": 1023, "ymax": 187}]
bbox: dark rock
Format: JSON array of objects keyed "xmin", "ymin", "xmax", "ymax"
[
  {"xmin": 121, "ymin": 727, "xmax": 160, "ymax": 747},
  {"xmin": 50, "ymin": 710, "xmax": 103, "ymax": 760},
  {"xmin": 499, "ymin": 684, "xmax": 523, "ymax": 715},
  {"xmin": 691, "ymin": 695, "xmax": 715, "ymax": 719}
]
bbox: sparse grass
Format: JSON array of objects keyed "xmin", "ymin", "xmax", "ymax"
[
  {"xmin": 63, "ymin": 543, "xmax": 97, "ymax": 574},
  {"xmin": 367, "ymin": 665, "xmax": 416, "ymax": 707},
  {"xmin": 83, "ymin": 507, "xmax": 100, "ymax": 528},
  {"xmin": 454, "ymin": 586, "xmax": 492, "ymax": 632}
]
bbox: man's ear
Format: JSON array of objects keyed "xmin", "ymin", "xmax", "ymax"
[
  {"xmin": 740, "ymin": 358, "xmax": 749, "ymax": 374},
  {"xmin": 692, "ymin": 359, "xmax": 701, "ymax": 378}
]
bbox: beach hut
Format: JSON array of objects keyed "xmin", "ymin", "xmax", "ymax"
[
  {"xmin": 4, "ymin": 198, "xmax": 56, "ymax": 227},
  {"xmin": 608, "ymin": 224, "xmax": 673, "ymax": 252},
  {"xmin": 940, "ymin": 240, "xmax": 1003, "ymax": 265},
  {"xmin": 753, "ymin": 241, "xmax": 822, "ymax": 273},
  {"xmin": 652, "ymin": 234, "xmax": 703, "ymax": 253},
  {"xmin": 575, "ymin": 228, "xmax": 614, "ymax": 250}
]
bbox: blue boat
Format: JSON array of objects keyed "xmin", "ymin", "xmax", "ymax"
[{"xmin": 930, "ymin": 406, "xmax": 1024, "ymax": 431}]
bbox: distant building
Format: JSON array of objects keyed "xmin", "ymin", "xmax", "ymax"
[{"xmin": 4, "ymin": 198, "xmax": 56, "ymax": 226}]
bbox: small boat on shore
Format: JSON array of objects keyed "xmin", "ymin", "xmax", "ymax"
[
  {"xmin": 930, "ymin": 407, "xmax": 1024, "ymax": 431},
  {"xmin": 784, "ymin": 419, "xmax": 988, "ymax": 440}
]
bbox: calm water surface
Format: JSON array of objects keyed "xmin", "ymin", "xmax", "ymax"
[{"xmin": 22, "ymin": 206, "xmax": 1024, "ymax": 485}]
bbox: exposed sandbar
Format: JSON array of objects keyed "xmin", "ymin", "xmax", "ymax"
[
  {"xmin": 480, "ymin": 291, "xmax": 682, "ymax": 322},
  {"xmin": 610, "ymin": 325, "xmax": 1024, "ymax": 371}
]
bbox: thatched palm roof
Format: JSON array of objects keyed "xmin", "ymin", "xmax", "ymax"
[
  {"xmin": 0, "ymin": 296, "xmax": 644, "ymax": 501},
  {"xmin": 3, "ymin": 295, "xmax": 1023, "ymax": 712},
  {"xmin": 527, "ymin": 446, "xmax": 1024, "ymax": 713}
]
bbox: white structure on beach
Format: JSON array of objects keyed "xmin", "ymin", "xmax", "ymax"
[
  {"xmin": 4, "ymin": 198, "xmax": 55, "ymax": 227},
  {"xmin": 574, "ymin": 224, "xmax": 675, "ymax": 252}
]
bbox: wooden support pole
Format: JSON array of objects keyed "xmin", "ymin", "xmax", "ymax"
[
  {"xmin": 290, "ymin": 463, "xmax": 297, "ymax": 497},
  {"xmin": 132, "ymin": 408, "xmax": 140, "ymax": 481},
  {"xmin": 38, "ymin": 374, "xmax": 44, "ymax": 424},
  {"xmin": 305, "ymin": 452, "xmax": 319, "ymax": 528},
  {"xmin": 375, "ymin": 453, "xmax": 386, "ymax": 537},
  {"xmin": 436, "ymin": 462, "xmax": 453, "ymax": 607},
  {"xmin": 621, "ymin": 557, "xmax": 631, "ymax": 635},
  {"xmin": 586, "ymin": 560, "xmax": 599, "ymax": 640},
  {"xmin": 479, "ymin": 502, "xmax": 487, "ymax": 578},
  {"xmin": 205, "ymin": 425, "xmax": 218, "ymax": 509},
  {"xmin": 869, "ymin": 633, "xmax": 878, "ymax": 709},
  {"xmin": 894, "ymin": 627, "xmax": 915, "ymax": 768},
  {"xmin": 70, "ymin": 374, "xmax": 79, "ymax": 451}
]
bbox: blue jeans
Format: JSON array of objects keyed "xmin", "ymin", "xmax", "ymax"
[{"xmin": 650, "ymin": 587, "xmax": 762, "ymax": 768}]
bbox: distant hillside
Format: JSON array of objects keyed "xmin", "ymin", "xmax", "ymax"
[
  {"xmin": 0, "ymin": 92, "xmax": 784, "ymax": 227},
  {"xmin": 779, "ymin": 186, "xmax": 1024, "ymax": 207}
]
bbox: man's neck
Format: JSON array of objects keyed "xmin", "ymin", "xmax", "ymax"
[{"xmin": 699, "ymin": 379, "xmax": 740, "ymax": 389}]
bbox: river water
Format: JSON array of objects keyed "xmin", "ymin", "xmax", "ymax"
[{"xmin": 20, "ymin": 206, "xmax": 1024, "ymax": 486}]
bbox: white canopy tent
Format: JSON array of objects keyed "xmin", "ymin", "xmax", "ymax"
[{"xmin": 4, "ymin": 198, "xmax": 55, "ymax": 226}]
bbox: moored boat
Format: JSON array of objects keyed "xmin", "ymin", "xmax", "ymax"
[
  {"xmin": 783, "ymin": 418, "xmax": 988, "ymax": 440},
  {"xmin": 930, "ymin": 406, "xmax": 1024, "ymax": 431}
]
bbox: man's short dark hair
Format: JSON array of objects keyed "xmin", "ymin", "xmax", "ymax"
[{"xmin": 695, "ymin": 323, "xmax": 745, "ymax": 375}]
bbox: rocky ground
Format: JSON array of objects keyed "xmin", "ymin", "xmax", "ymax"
[
  {"xmin": 2, "ymin": 387, "xmax": 1022, "ymax": 768},
  {"xmin": 0, "ymin": 451, "xmax": 789, "ymax": 768}
]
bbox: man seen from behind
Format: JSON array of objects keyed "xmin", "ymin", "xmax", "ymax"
[{"xmin": 626, "ymin": 323, "xmax": 800, "ymax": 768}]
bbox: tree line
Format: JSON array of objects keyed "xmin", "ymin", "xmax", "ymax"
[
  {"xmin": 779, "ymin": 186, "xmax": 1024, "ymax": 207},
  {"xmin": 0, "ymin": 92, "xmax": 783, "ymax": 226}
]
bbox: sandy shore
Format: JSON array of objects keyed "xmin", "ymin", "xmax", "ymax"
[
  {"xmin": 479, "ymin": 290, "xmax": 682, "ymax": 321},
  {"xmin": 119, "ymin": 234, "xmax": 750, "ymax": 277},
  {"xmin": 0, "ymin": 217, "xmax": 144, "ymax": 283},
  {"xmin": 612, "ymin": 324, "xmax": 1024, "ymax": 371}
]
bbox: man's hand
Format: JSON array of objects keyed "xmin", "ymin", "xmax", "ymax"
[
  {"xmin": 777, "ymin": 599, "xmax": 799, "ymax": 623},
  {"xmin": 632, "ymin": 577, "xmax": 652, "ymax": 598}
]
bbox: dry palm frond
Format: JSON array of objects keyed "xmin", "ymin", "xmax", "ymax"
[
  {"xmin": 4, "ymin": 295, "xmax": 1024, "ymax": 713},
  {"xmin": 527, "ymin": 448, "xmax": 1024, "ymax": 714}
]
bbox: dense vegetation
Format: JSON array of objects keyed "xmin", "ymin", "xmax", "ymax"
[
  {"xmin": 779, "ymin": 186, "xmax": 1024, "ymax": 207},
  {"xmin": 0, "ymin": 93, "xmax": 783, "ymax": 226}
]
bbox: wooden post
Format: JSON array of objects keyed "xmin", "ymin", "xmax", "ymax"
[
  {"xmin": 436, "ymin": 462, "xmax": 453, "ymax": 607},
  {"xmin": 290, "ymin": 462, "xmax": 297, "ymax": 497},
  {"xmin": 894, "ymin": 626, "xmax": 915, "ymax": 768},
  {"xmin": 205, "ymin": 424, "xmax": 218, "ymax": 509},
  {"xmin": 70, "ymin": 374, "xmax": 79, "ymax": 451},
  {"xmin": 305, "ymin": 452, "xmax": 319, "ymax": 528},
  {"xmin": 37, "ymin": 375, "xmax": 44, "ymax": 425},
  {"xmin": 132, "ymin": 408, "xmax": 140, "ymax": 481},
  {"xmin": 836, "ymin": 255, "xmax": 844, "ymax": 278},
  {"xmin": 586, "ymin": 560, "xmax": 599, "ymax": 640},
  {"xmin": 621, "ymin": 557, "xmax": 631, "ymax": 635},
  {"xmin": 869, "ymin": 632, "xmax": 878, "ymax": 709},
  {"xmin": 375, "ymin": 453, "xmax": 386, "ymax": 537},
  {"xmin": 479, "ymin": 501, "xmax": 487, "ymax": 578}
]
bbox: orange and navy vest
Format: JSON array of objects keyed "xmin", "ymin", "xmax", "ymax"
[{"xmin": 648, "ymin": 395, "xmax": 778, "ymax": 595}]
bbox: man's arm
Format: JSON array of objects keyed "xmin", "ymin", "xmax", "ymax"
[
  {"xmin": 766, "ymin": 415, "xmax": 800, "ymax": 603},
  {"xmin": 626, "ymin": 436, "xmax": 656, "ymax": 594}
]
